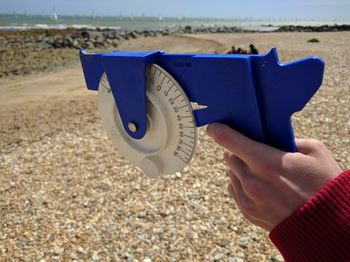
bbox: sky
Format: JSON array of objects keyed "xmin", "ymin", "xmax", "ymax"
[{"xmin": 1, "ymin": 0, "xmax": 350, "ymax": 20}]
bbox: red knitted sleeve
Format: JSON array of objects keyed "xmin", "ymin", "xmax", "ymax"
[{"xmin": 269, "ymin": 170, "xmax": 350, "ymax": 262}]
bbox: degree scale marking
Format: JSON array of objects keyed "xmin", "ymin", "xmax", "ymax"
[{"xmin": 148, "ymin": 65, "xmax": 196, "ymax": 165}]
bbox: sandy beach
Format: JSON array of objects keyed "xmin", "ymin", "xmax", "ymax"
[{"xmin": 1, "ymin": 31, "xmax": 350, "ymax": 261}]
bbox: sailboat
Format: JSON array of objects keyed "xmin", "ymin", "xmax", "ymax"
[
  {"xmin": 50, "ymin": 7, "xmax": 58, "ymax": 21},
  {"xmin": 91, "ymin": 11, "xmax": 96, "ymax": 20}
]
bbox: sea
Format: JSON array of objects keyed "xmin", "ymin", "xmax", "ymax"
[{"xmin": 0, "ymin": 14, "xmax": 348, "ymax": 32}]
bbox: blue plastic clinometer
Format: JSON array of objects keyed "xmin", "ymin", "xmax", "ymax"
[{"xmin": 80, "ymin": 49, "xmax": 324, "ymax": 177}]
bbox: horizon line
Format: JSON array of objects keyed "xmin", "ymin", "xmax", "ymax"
[{"xmin": 0, "ymin": 13, "xmax": 349, "ymax": 22}]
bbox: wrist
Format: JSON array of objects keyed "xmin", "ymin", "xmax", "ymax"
[{"xmin": 269, "ymin": 170, "xmax": 350, "ymax": 261}]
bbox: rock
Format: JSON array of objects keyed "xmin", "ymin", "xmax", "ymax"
[
  {"xmin": 77, "ymin": 246, "xmax": 86, "ymax": 254},
  {"xmin": 184, "ymin": 25, "xmax": 192, "ymax": 33},
  {"xmin": 308, "ymin": 38, "xmax": 320, "ymax": 43},
  {"xmin": 104, "ymin": 30, "xmax": 118, "ymax": 39},
  {"xmin": 63, "ymin": 36, "xmax": 74, "ymax": 48},
  {"xmin": 128, "ymin": 31, "xmax": 137, "ymax": 39},
  {"xmin": 51, "ymin": 37, "xmax": 63, "ymax": 48},
  {"xmin": 217, "ymin": 27, "xmax": 226, "ymax": 33},
  {"xmin": 94, "ymin": 36, "xmax": 106, "ymax": 47},
  {"xmin": 238, "ymin": 237, "xmax": 249, "ymax": 249},
  {"xmin": 120, "ymin": 32, "xmax": 129, "ymax": 40},
  {"xmin": 106, "ymin": 39, "xmax": 113, "ymax": 46},
  {"xmin": 153, "ymin": 227, "xmax": 164, "ymax": 234},
  {"xmin": 161, "ymin": 29, "xmax": 170, "ymax": 36},
  {"xmin": 216, "ymin": 237, "xmax": 230, "ymax": 247},
  {"xmin": 187, "ymin": 192, "xmax": 200, "ymax": 200},
  {"xmin": 143, "ymin": 30, "xmax": 150, "ymax": 37},
  {"xmin": 72, "ymin": 39, "xmax": 80, "ymax": 49},
  {"xmin": 53, "ymin": 245, "xmax": 63, "ymax": 255},
  {"xmin": 80, "ymin": 30, "xmax": 90, "ymax": 38},
  {"xmin": 112, "ymin": 39, "xmax": 119, "ymax": 47},
  {"xmin": 84, "ymin": 40, "xmax": 95, "ymax": 49},
  {"xmin": 92, "ymin": 251, "xmax": 100, "ymax": 261},
  {"xmin": 123, "ymin": 253, "xmax": 134, "ymax": 262},
  {"xmin": 143, "ymin": 258, "xmax": 152, "ymax": 262},
  {"xmin": 213, "ymin": 253, "xmax": 225, "ymax": 261},
  {"xmin": 147, "ymin": 30, "xmax": 156, "ymax": 37},
  {"xmin": 70, "ymin": 252, "xmax": 79, "ymax": 260},
  {"xmin": 228, "ymin": 258, "xmax": 244, "ymax": 262},
  {"xmin": 137, "ymin": 212, "xmax": 147, "ymax": 218},
  {"xmin": 271, "ymin": 254, "xmax": 284, "ymax": 262}
]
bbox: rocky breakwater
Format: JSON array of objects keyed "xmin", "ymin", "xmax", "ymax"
[
  {"xmin": 45, "ymin": 28, "xmax": 170, "ymax": 50},
  {"xmin": 177, "ymin": 25, "xmax": 257, "ymax": 34},
  {"xmin": 275, "ymin": 24, "xmax": 350, "ymax": 32},
  {"xmin": 0, "ymin": 28, "xmax": 170, "ymax": 78}
]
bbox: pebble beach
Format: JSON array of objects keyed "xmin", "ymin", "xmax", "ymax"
[{"xmin": 0, "ymin": 28, "xmax": 350, "ymax": 261}]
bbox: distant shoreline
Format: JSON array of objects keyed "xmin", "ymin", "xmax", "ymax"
[
  {"xmin": 1, "ymin": 13, "xmax": 349, "ymax": 32},
  {"xmin": 1, "ymin": 23, "xmax": 350, "ymax": 33}
]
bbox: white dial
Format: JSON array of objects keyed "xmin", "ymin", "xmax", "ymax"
[{"xmin": 98, "ymin": 64, "xmax": 197, "ymax": 178}]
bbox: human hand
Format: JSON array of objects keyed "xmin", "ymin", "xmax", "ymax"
[{"xmin": 206, "ymin": 123, "xmax": 342, "ymax": 231}]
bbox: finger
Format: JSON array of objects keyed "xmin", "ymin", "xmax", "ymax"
[
  {"xmin": 295, "ymin": 138, "xmax": 326, "ymax": 156},
  {"xmin": 227, "ymin": 169, "xmax": 249, "ymax": 196},
  {"xmin": 207, "ymin": 123, "xmax": 283, "ymax": 168},
  {"xmin": 228, "ymin": 183, "xmax": 239, "ymax": 204},
  {"xmin": 228, "ymin": 172, "xmax": 272, "ymax": 230},
  {"xmin": 224, "ymin": 151, "xmax": 248, "ymax": 181},
  {"xmin": 227, "ymin": 170, "xmax": 252, "ymax": 208},
  {"xmin": 295, "ymin": 139, "xmax": 315, "ymax": 155}
]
